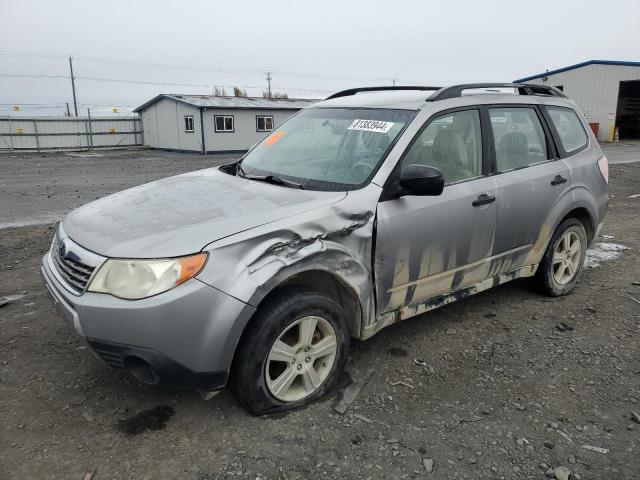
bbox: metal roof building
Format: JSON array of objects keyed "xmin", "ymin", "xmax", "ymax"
[
  {"xmin": 134, "ymin": 94, "xmax": 317, "ymax": 153},
  {"xmin": 514, "ymin": 60, "xmax": 640, "ymax": 142}
]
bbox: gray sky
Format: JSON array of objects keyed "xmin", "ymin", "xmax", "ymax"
[{"xmin": 1, "ymin": 0, "xmax": 639, "ymax": 116}]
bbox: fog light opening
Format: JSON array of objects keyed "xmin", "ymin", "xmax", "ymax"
[{"xmin": 124, "ymin": 356, "xmax": 160, "ymax": 385}]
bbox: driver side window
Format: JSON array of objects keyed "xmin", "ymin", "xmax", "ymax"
[{"xmin": 401, "ymin": 109, "xmax": 482, "ymax": 184}]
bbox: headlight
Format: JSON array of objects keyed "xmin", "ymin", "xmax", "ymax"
[{"xmin": 87, "ymin": 253, "xmax": 208, "ymax": 300}]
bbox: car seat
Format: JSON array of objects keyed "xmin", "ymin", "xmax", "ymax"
[
  {"xmin": 432, "ymin": 129, "xmax": 472, "ymax": 183},
  {"xmin": 499, "ymin": 131, "xmax": 529, "ymax": 170}
]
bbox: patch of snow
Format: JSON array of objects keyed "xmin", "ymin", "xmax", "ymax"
[{"xmin": 584, "ymin": 242, "xmax": 629, "ymax": 268}]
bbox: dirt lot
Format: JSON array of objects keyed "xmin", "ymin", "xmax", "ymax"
[
  {"xmin": 0, "ymin": 149, "xmax": 236, "ymax": 229},
  {"xmin": 0, "ymin": 146, "xmax": 639, "ymax": 480}
]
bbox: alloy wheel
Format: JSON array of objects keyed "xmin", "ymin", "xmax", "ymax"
[
  {"xmin": 552, "ymin": 230, "xmax": 582, "ymax": 285},
  {"xmin": 265, "ymin": 316, "xmax": 338, "ymax": 402}
]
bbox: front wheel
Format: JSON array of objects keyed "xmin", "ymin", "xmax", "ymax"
[
  {"xmin": 230, "ymin": 288, "xmax": 350, "ymax": 415},
  {"xmin": 531, "ymin": 218, "xmax": 587, "ymax": 296}
]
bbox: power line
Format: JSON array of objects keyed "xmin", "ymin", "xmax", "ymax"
[
  {"xmin": 0, "ymin": 73, "xmax": 333, "ymax": 94},
  {"xmin": 0, "ymin": 50, "xmax": 418, "ymax": 83},
  {"xmin": 0, "ymin": 73, "xmax": 68, "ymax": 80}
]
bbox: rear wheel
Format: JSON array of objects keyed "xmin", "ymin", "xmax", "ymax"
[
  {"xmin": 230, "ymin": 288, "xmax": 349, "ymax": 415},
  {"xmin": 531, "ymin": 218, "xmax": 587, "ymax": 296}
]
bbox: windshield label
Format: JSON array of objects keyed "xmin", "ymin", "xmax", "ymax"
[{"xmin": 348, "ymin": 119, "xmax": 394, "ymax": 133}]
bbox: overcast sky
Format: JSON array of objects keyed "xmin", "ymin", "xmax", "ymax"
[{"xmin": 1, "ymin": 0, "xmax": 639, "ymax": 116}]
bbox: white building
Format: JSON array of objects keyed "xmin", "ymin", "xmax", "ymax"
[
  {"xmin": 514, "ymin": 60, "xmax": 640, "ymax": 142},
  {"xmin": 134, "ymin": 94, "xmax": 316, "ymax": 153}
]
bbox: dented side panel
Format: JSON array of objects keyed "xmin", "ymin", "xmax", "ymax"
[{"xmin": 196, "ymin": 185, "xmax": 382, "ymax": 335}]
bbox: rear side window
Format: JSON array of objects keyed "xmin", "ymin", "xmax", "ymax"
[
  {"xmin": 489, "ymin": 107, "xmax": 549, "ymax": 172},
  {"xmin": 546, "ymin": 107, "xmax": 588, "ymax": 154}
]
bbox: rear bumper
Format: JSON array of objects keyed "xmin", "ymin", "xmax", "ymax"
[
  {"xmin": 594, "ymin": 194, "xmax": 609, "ymax": 239},
  {"xmin": 41, "ymin": 250, "xmax": 256, "ymax": 391}
]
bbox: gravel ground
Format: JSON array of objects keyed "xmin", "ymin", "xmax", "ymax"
[
  {"xmin": 0, "ymin": 146, "xmax": 639, "ymax": 480},
  {"xmin": 0, "ymin": 149, "xmax": 237, "ymax": 229}
]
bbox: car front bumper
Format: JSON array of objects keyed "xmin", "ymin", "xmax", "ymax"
[{"xmin": 41, "ymin": 250, "xmax": 256, "ymax": 391}]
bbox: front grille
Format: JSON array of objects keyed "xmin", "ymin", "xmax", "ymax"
[{"xmin": 51, "ymin": 236, "xmax": 96, "ymax": 293}]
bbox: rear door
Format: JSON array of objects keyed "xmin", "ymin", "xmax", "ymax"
[
  {"xmin": 375, "ymin": 108, "xmax": 498, "ymax": 315},
  {"xmin": 487, "ymin": 105, "xmax": 572, "ymax": 274},
  {"xmin": 542, "ymin": 105, "xmax": 606, "ymax": 224}
]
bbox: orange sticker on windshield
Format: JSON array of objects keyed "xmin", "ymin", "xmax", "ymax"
[{"xmin": 264, "ymin": 130, "xmax": 285, "ymax": 146}]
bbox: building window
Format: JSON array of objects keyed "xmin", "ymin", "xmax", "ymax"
[
  {"xmin": 256, "ymin": 115, "xmax": 274, "ymax": 132},
  {"xmin": 184, "ymin": 115, "xmax": 194, "ymax": 133},
  {"xmin": 215, "ymin": 115, "xmax": 234, "ymax": 133}
]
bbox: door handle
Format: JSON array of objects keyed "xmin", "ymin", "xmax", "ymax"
[
  {"xmin": 551, "ymin": 175, "xmax": 568, "ymax": 185},
  {"xmin": 472, "ymin": 193, "xmax": 496, "ymax": 207}
]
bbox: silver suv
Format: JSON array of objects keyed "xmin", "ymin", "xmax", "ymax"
[{"xmin": 42, "ymin": 84, "xmax": 609, "ymax": 414}]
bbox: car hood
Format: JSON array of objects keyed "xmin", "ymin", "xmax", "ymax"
[{"xmin": 62, "ymin": 167, "xmax": 346, "ymax": 258}]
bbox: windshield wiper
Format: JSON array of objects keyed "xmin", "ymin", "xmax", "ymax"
[
  {"xmin": 236, "ymin": 163, "xmax": 304, "ymax": 189},
  {"xmin": 262, "ymin": 175, "xmax": 304, "ymax": 189}
]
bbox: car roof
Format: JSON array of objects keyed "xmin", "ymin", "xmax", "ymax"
[
  {"xmin": 312, "ymin": 86, "xmax": 578, "ymax": 112},
  {"xmin": 316, "ymin": 90, "xmax": 435, "ymax": 110}
]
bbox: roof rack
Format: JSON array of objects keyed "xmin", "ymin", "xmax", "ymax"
[
  {"xmin": 427, "ymin": 83, "xmax": 567, "ymax": 101},
  {"xmin": 325, "ymin": 86, "xmax": 441, "ymax": 100}
]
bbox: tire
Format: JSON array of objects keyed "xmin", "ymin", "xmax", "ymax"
[
  {"xmin": 230, "ymin": 288, "xmax": 350, "ymax": 415},
  {"xmin": 531, "ymin": 217, "xmax": 588, "ymax": 296}
]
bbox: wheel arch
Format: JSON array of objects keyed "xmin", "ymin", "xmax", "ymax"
[
  {"xmin": 560, "ymin": 207, "xmax": 595, "ymax": 241},
  {"xmin": 248, "ymin": 268, "xmax": 364, "ymax": 339},
  {"xmin": 226, "ymin": 268, "xmax": 365, "ymax": 387},
  {"xmin": 554, "ymin": 204, "xmax": 596, "ymax": 243}
]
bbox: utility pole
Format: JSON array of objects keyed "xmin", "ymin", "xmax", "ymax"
[
  {"xmin": 68, "ymin": 56, "xmax": 78, "ymax": 116},
  {"xmin": 392, "ymin": 78, "xmax": 396, "ymax": 86},
  {"xmin": 266, "ymin": 72, "xmax": 272, "ymax": 99},
  {"xmin": 65, "ymin": 102, "xmax": 71, "ymax": 117}
]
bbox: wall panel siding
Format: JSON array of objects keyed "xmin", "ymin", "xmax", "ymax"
[
  {"xmin": 0, "ymin": 117, "xmax": 142, "ymax": 150},
  {"xmin": 175, "ymin": 102, "xmax": 202, "ymax": 152},
  {"xmin": 527, "ymin": 64, "xmax": 640, "ymax": 141},
  {"xmin": 153, "ymin": 98, "xmax": 181, "ymax": 150}
]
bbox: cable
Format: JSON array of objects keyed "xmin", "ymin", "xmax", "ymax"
[
  {"xmin": 0, "ymin": 50, "xmax": 419, "ymax": 83},
  {"xmin": 0, "ymin": 73, "xmax": 69, "ymax": 80},
  {"xmin": 0, "ymin": 73, "xmax": 333, "ymax": 94}
]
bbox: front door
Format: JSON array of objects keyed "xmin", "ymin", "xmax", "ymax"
[{"xmin": 374, "ymin": 108, "xmax": 498, "ymax": 315}]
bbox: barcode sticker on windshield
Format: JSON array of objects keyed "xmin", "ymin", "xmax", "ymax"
[{"xmin": 348, "ymin": 119, "xmax": 394, "ymax": 133}]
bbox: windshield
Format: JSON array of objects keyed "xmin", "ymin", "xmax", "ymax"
[{"xmin": 238, "ymin": 108, "xmax": 416, "ymax": 191}]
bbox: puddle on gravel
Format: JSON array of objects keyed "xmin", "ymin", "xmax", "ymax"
[
  {"xmin": 387, "ymin": 347, "xmax": 408, "ymax": 357},
  {"xmin": 584, "ymin": 242, "xmax": 629, "ymax": 268},
  {"xmin": 117, "ymin": 405, "xmax": 175, "ymax": 435}
]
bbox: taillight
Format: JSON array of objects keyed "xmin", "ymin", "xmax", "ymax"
[{"xmin": 597, "ymin": 156, "xmax": 609, "ymax": 184}]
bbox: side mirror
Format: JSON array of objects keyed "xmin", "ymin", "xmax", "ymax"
[{"xmin": 399, "ymin": 165, "xmax": 444, "ymax": 196}]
